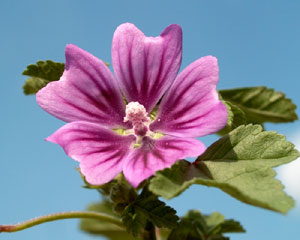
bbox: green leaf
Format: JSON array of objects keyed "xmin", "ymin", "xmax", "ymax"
[
  {"xmin": 23, "ymin": 77, "xmax": 49, "ymax": 95},
  {"xmin": 122, "ymin": 188, "xmax": 179, "ymax": 237},
  {"xmin": 23, "ymin": 60, "xmax": 65, "ymax": 81},
  {"xmin": 167, "ymin": 218, "xmax": 203, "ymax": 240},
  {"xmin": 217, "ymin": 101, "xmax": 247, "ymax": 135},
  {"xmin": 121, "ymin": 204, "xmax": 148, "ymax": 237},
  {"xmin": 22, "ymin": 60, "xmax": 64, "ymax": 95},
  {"xmin": 149, "ymin": 125, "xmax": 300, "ymax": 213},
  {"xmin": 168, "ymin": 210, "xmax": 245, "ymax": 240},
  {"xmin": 219, "ymin": 87, "xmax": 298, "ymax": 123},
  {"xmin": 205, "ymin": 212, "xmax": 225, "ymax": 228},
  {"xmin": 80, "ymin": 201, "xmax": 140, "ymax": 240},
  {"xmin": 205, "ymin": 212, "xmax": 245, "ymax": 235}
]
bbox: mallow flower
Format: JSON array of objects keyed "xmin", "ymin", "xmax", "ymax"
[{"xmin": 36, "ymin": 23, "xmax": 227, "ymax": 187}]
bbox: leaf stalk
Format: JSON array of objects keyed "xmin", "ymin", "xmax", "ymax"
[{"xmin": 0, "ymin": 211, "xmax": 123, "ymax": 233}]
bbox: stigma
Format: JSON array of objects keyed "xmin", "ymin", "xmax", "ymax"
[{"xmin": 124, "ymin": 102, "xmax": 150, "ymax": 136}]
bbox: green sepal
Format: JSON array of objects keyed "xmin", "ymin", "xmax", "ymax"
[
  {"xmin": 219, "ymin": 87, "xmax": 298, "ymax": 123},
  {"xmin": 149, "ymin": 125, "xmax": 299, "ymax": 213}
]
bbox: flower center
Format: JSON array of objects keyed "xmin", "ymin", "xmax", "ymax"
[
  {"xmin": 118, "ymin": 101, "xmax": 163, "ymax": 148},
  {"xmin": 124, "ymin": 102, "xmax": 150, "ymax": 136}
]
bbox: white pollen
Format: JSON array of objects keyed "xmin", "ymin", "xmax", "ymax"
[{"xmin": 124, "ymin": 102, "xmax": 150, "ymax": 124}]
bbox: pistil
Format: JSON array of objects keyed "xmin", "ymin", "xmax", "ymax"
[{"xmin": 124, "ymin": 102, "xmax": 150, "ymax": 137}]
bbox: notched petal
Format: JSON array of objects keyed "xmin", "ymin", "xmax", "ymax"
[
  {"xmin": 112, "ymin": 23, "xmax": 182, "ymax": 112},
  {"xmin": 150, "ymin": 56, "xmax": 228, "ymax": 137},
  {"xmin": 37, "ymin": 44, "xmax": 127, "ymax": 128},
  {"xmin": 47, "ymin": 121, "xmax": 136, "ymax": 185},
  {"xmin": 123, "ymin": 136, "xmax": 205, "ymax": 187}
]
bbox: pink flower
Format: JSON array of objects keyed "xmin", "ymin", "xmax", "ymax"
[{"xmin": 36, "ymin": 23, "xmax": 227, "ymax": 187}]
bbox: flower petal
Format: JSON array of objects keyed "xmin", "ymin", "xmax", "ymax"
[
  {"xmin": 111, "ymin": 23, "xmax": 182, "ymax": 112},
  {"xmin": 150, "ymin": 56, "xmax": 227, "ymax": 138},
  {"xmin": 37, "ymin": 44, "xmax": 127, "ymax": 128},
  {"xmin": 47, "ymin": 121, "xmax": 136, "ymax": 185},
  {"xmin": 123, "ymin": 136, "xmax": 205, "ymax": 187}
]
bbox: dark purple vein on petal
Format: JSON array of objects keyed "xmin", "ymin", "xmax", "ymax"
[{"xmin": 57, "ymin": 95, "xmax": 104, "ymax": 120}]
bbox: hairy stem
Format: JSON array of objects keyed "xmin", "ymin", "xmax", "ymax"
[
  {"xmin": 0, "ymin": 211, "xmax": 123, "ymax": 233},
  {"xmin": 142, "ymin": 221, "xmax": 156, "ymax": 240}
]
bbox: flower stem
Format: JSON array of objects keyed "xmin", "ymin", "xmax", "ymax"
[
  {"xmin": 0, "ymin": 211, "xmax": 123, "ymax": 233},
  {"xmin": 141, "ymin": 221, "xmax": 156, "ymax": 240}
]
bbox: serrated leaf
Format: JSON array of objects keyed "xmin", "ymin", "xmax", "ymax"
[
  {"xmin": 205, "ymin": 212, "xmax": 225, "ymax": 227},
  {"xmin": 167, "ymin": 219, "xmax": 203, "ymax": 240},
  {"xmin": 218, "ymin": 101, "xmax": 247, "ymax": 135},
  {"xmin": 22, "ymin": 60, "xmax": 64, "ymax": 95},
  {"xmin": 149, "ymin": 125, "xmax": 300, "ymax": 213},
  {"xmin": 80, "ymin": 201, "xmax": 140, "ymax": 240},
  {"xmin": 219, "ymin": 87, "xmax": 298, "ymax": 123},
  {"xmin": 122, "ymin": 188, "xmax": 179, "ymax": 237},
  {"xmin": 205, "ymin": 212, "xmax": 244, "ymax": 235},
  {"xmin": 23, "ymin": 77, "xmax": 49, "ymax": 95},
  {"xmin": 209, "ymin": 219, "xmax": 245, "ymax": 235},
  {"xmin": 23, "ymin": 60, "xmax": 65, "ymax": 81},
  {"xmin": 121, "ymin": 204, "xmax": 148, "ymax": 237},
  {"xmin": 168, "ymin": 210, "xmax": 244, "ymax": 240},
  {"xmin": 136, "ymin": 188, "xmax": 179, "ymax": 228}
]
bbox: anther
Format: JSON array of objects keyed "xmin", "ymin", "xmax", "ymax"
[{"xmin": 124, "ymin": 102, "xmax": 150, "ymax": 136}]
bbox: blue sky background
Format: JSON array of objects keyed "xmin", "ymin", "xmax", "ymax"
[{"xmin": 1, "ymin": 0, "xmax": 299, "ymax": 239}]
